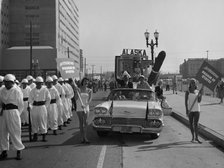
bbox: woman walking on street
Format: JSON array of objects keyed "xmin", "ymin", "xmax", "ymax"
[
  {"xmin": 75, "ymin": 77, "xmax": 92, "ymax": 144},
  {"xmin": 185, "ymin": 78, "xmax": 203, "ymax": 143}
]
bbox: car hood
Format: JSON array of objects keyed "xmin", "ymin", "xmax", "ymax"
[{"xmin": 96, "ymin": 100, "xmax": 162, "ymax": 118}]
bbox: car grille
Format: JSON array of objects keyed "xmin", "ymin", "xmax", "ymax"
[
  {"xmin": 112, "ymin": 118, "xmax": 162, "ymax": 128},
  {"xmin": 93, "ymin": 117, "xmax": 111, "ymax": 126}
]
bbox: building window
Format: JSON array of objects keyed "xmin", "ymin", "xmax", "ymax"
[{"xmin": 25, "ymin": 6, "xmax": 39, "ymax": 10}]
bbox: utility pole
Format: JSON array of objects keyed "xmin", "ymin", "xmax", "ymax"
[
  {"xmin": 67, "ymin": 47, "xmax": 70, "ymax": 58},
  {"xmin": 206, "ymin": 50, "xmax": 209, "ymax": 60},
  {"xmin": 100, "ymin": 65, "xmax": 103, "ymax": 82},
  {"xmin": 84, "ymin": 58, "xmax": 87, "ymax": 76},
  {"xmin": 30, "ymin": 21, "xmax": 33, "ymax": 75},
  {"xmin": 91, "ymin": 64, "xmax": 95, "ymax": 80}
]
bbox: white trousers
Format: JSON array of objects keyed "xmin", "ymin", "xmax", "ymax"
[
  {"xmin": 20, "ymin": 100, "xmax": 29, "ymax": 124},
  {"xmin": 47, "ymin": 103, "xmax": 58, "ymax": 130},
  {"xmin": 57, "ymin": 99, "xmax": 64, "ymax": 126},
  {"xmin": 31, "ymin": 105, "xmax": 48, "ymax": 134},
  {"xmin": 0, "ymin": 109, "xmax": 25, "ymax": 151}
]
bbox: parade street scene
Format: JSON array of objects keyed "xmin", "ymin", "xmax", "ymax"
[{"xmin": 0, "ymin": 0, "xmax": 224, "ymax": 168}]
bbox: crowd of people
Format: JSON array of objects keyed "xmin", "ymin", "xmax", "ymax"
[
  {"xmin": 1, "ymin": 70, "xmax": 223, "ymax": 160},
  {"xmin": 0, "ymin": 74, "xmax": 92, "ymax": 160}
]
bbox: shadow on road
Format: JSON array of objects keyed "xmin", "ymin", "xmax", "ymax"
[
  {"xmin": 136, "ymin": 140, "xmax": 213, "ymax": 152},
  {"xmin": 201, "ymin": 102, "xmax": 221, "ymax": 106}
]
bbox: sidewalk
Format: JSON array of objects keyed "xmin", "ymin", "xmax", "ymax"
[{"xmin": 164, "ymin": 90, "xmax": 224, "ymax": 148}]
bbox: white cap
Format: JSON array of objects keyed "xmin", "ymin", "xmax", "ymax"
[
  {"xmin": 4, "ymin": 74, "xmax": 16, "ymax": 82},
  {"xmin": 52, "ymin": 75, "xmax": 58, "ymax": 80},
  {"xmin": 0, "ymin": 76, "xmax": 4, "ymax": 82},
  {"xmin": 122, "ymin": 71, "xmax": 131, "ymax": 78},
  {"xmin": 15, "ymin": 80, "xmax": 19, "ymax": 84},
  {"xmin": 139, "ymin": 75, "xmax": 145, "ymax": 79},
  {"xmin": 58, "ymin": 77, "xmax": 64, "ymax": 82},
  {"xmin": 36, "ymin": 76, "xmax": 44, "ymax": 83},
  {"xmin": 21, "ymin": 78, "xmax": 28, "ymax": 84},
  {"xmin": 46, "ymin": 76, "xmax": 53, "ymax": 82},
  {"xmin": 27, "ymin": 75, "xmax": 33, "ymax": 80}
]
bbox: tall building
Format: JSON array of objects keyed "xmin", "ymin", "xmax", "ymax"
[
  {"xmin": 0, "ymin": 0, "xmax": 80, "ymax": 79},
  {"xmin": 180, "ymin": 58, "xmax": 224, "ymax": 79},
  {"xmin": 0, "ymin": 0, "xmax": 9, "ymax": 65}
]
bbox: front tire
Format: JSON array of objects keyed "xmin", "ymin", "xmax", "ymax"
[
  {"xmin": 97, "ymin": 131, "xmax": 109, "ymax": 137},
  {"xmin": 150, "ymin": 133, "xmax": 160, "ymax": 139}
]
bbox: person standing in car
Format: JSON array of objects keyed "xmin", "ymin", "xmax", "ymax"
[{"xmin": 116, "ymin": 71, "xmax": 133, "ymax": 88}]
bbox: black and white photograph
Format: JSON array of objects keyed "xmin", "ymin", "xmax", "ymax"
[{"xmin": 0, "ymin": 0, "xmax": 224, "ymax": 168}]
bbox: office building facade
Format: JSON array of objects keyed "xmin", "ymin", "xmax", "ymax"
[
  {"xmin": 0, "ymin": 0, "xmax": 80, "ymax": 80},
  {"xmin": 180, "ymin": 58, "xmax": 224, "ymax": 79}
]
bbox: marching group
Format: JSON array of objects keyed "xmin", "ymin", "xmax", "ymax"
[{"xmin": 0, "ymin": 74, "xmax": 92, "ymax": 160}]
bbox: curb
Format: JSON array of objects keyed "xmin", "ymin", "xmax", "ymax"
[{"xmin": 171, "ymin": 110, "xmax": 224, "ymax": 149}]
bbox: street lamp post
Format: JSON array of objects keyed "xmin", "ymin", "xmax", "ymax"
[
  {"xmin": 30, "ymin": 21, "xmax": 33, "ymax": 75},
  {"xmin": 144, "ymin": 30, "xmax": 159, "ymax": 65},
  {"xmin": 32, "ymin": 59, "xmax": 39, "ymax": 78}
]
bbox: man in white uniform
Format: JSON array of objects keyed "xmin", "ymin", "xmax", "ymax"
[
  {"xmin": 28, "ymin": 76, "xmax": 51, "ymax": 142},
  {"xmin": 46, "ymin": 76, "xmax": 60, "ymax": 135},
  {"xmin": 27, "ymin": 75, "xmax": 36, "ymax": 90},
  {"xmin": 52, "ymin": 75, "xmax": 65, "ymax": 130},
  {"xmin": 58, "ymin": 78, "xmax": 70, "ymax": 126},
  {"xmin": 0, "ymin": 76, "xmax": 4, "ymax": 88},
  {"xmin": 20, "ymin": 79, "xmax": 31, "ymax": 126},
  {"xmin": 0, "ymin": 74, "xmax": 24, "ymax": 160},
  {"xmin": 0, "ymin": 75, "xmax": 5, "ymax": 155},
  {"xmin": 64, "ymin": 79, "xmax": 74, "ymax": 122}
]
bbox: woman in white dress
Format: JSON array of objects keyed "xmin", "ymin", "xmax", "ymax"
[
  {"xmin": 185, "ymin": 78, "xmax": 203, "ymax": 143},
  {"xmin": 75, "ymin": 77, "xmax": 92, "ymax": 144}
]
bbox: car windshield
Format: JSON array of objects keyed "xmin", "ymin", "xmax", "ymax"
[{"xmin": 107, "ymin": 89, "xmax": 155, "ymax": 101}]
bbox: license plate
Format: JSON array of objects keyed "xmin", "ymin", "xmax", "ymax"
[
  {"xmin": 113, "ymin": 126, "xmax": 133, "ymax": 133},
  {"xmin": 120, "ymin": 126, "xmax": 132, "ymax": 133}
]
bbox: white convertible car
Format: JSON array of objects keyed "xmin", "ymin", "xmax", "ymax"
[{"xmin": 92, "ymin": 88, "xmax": 172, "ymax": 138}]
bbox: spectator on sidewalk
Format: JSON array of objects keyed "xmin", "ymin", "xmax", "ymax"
[
  {"xmin": 185, "ymin": 78, "xmax": 203, "ymax": 144},
  {"xmin": 155, "ymin": 79, "xmax": 164, "ymax": 100},
  {"xmin": 217, "ymin": 80, "xmax": 224, "ymax": 104},
  {"xmin": 103, "ymin": 81, "xmax": 107, "ymax": 91},
  {"xmin": 109, "ymin": 79, "xmax": 117, "ymax": 91}
]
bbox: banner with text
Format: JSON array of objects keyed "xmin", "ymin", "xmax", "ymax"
[
  {"xmin": 56, "ymin": 58, "xmax": 79, "ymax": 79},
  {"xmin": 196, "ymin": 61, "xmax": 222, "ymax": 91}
]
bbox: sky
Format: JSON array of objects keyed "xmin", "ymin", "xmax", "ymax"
[{"xmin": 76, "ymin": 0, "xmax": 224, "ymax": 74}]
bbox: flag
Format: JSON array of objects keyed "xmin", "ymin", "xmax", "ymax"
[
  {"xmin": 145, "ymin": 101, "xmax": 149, "ymax": 120},
  {"xmin": 109, "ymin": 101, "xmax": 113, "ymax": 116},
  {"xmin": 56, "ymin": 58, "xmax": 79, "ymax": 79}
]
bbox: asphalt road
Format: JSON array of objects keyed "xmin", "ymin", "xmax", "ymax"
[{"xmin": 1, "ymin": 90, "xmax": 224, "ymax": 168}]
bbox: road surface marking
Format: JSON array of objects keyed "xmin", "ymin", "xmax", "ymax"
[{"xmin": 97, "ymin": 145, "xmax": 107, "ymax": 168}]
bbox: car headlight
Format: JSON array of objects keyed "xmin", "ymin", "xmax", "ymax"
[
  {"xmin": 101, "ymin": 108, "xmax": 107, "ymax": 114},
  {"xmin": 94, "ymin": 107, "xmax": 108, "ymax": 114},
  {"xmin": 95, "ymin": 108, "xmax": 101, "ymax": 114},
  {"xmin": 148, "ymin": 109, "xmax": 162, "ymax": 116}
]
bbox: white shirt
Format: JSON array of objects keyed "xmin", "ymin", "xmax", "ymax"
[
  {"xmin": 0, "ymin": 85, "xmax": 24, "ymax": 113},
  {"xmin": 21, "ymin": 85, "xmax": 31, "ymax": 98},
  {"xmin": 188, "ymin": 90, "xmax": 200, "ymax": 112},
  {"xmin": 29, "ymin": 86, "xmax": 51, "ymax": 108}
]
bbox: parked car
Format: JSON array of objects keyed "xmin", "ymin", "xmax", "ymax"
[{"xmin": 92, "ymin": 88, "xmax": 172, "ymax": 138}]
